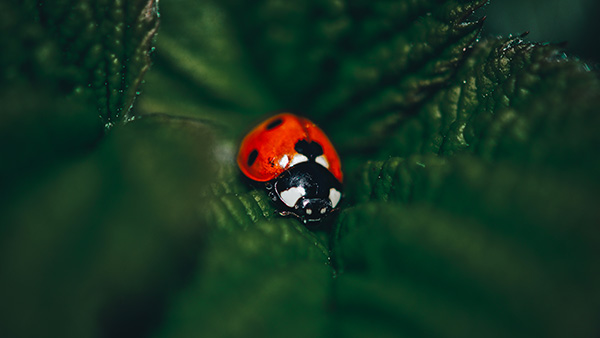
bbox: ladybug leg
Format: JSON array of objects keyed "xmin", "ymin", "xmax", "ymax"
[{"xmin": 265, "ymin": 181, "xmax": 278, "ymax": 201}]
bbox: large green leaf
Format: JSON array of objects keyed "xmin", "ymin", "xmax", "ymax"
[
  {"xmin": 0, "ymin": 115, "xmax": 216, "ymax": 338},
  {"xmin": 33, "ymin": 0, "xmax": 160, "ymax": 127},
  {"xmin": 0, "ymin": 1, "xmax": 214, "ymax": 337},
  {"xmin": 154, "ymin": 218, "xmax": 332, "ymax": 338},
  {"xmin": 0, "ymin": 0, "xmax": 159, "ymax": 192},
  {"xmin": 337, "ymin": 156, "xmax": 599, "ymax": 337},
  {"xmin": 2, "ymin": 0, "xmax": 600, "ymax": 337}
]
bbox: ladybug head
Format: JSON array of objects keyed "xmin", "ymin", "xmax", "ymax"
[{"xmin": 269, "ymin": 162, "xmax": 342, "ymax": 223}]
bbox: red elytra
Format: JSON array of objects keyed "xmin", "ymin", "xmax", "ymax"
[{"xmin": 237, "ymin": 113, "xmax": 343, "ymax": 183}]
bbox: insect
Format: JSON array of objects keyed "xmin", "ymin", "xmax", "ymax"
[{"xmin": 237, "ymin": 113, "xmax": 343, "ymax": 223}]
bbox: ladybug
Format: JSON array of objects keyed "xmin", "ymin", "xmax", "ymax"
[{"xmin": 237, "ymin": 113, "xmax": 343, "ymax": 223}]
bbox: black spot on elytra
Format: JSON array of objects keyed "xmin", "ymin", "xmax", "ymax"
[
  {"xmin": 294, "ymin": 139, "xmax": 323, "ymax": 160},
  {"xmin": 266, "ymin": 118, "xmax": 283, "ymax": 130},
  {"xmin": 247, "ymin": 149, "xmax": 258, "ymax": 166}
]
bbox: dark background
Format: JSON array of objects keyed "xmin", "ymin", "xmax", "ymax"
[{"xmin": 484, "ymin": 0, "xmax": 600, "ymax": 63}]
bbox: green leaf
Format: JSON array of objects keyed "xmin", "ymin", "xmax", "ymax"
[
  {"xmin": 3, "ymin": 0, "xmax": 600, "ymax": 337},
  {"xmin": 138, "ymin": 0, "xmax": 486, "ymax": 138},
  {"xmin": 0, "ymin": 0, "xmax": 160, "ymax": 190},
  {"xmin": 386, "ymin": 35, "xmax": 600, "ymax": 169},
  {"xmin": 136, "ymin": 0, "xmax": 279, "ymax": 134},
  {"xmin": 339, "ymin": 154, "xmax": 600, "ymax": 336},
  {"xmin": 2, "ymin": 0, "xmax": 159, "ymax": 127},
  {"xmin": 0, "ymin": 115, "xmax": 216, "ymax": 338},
  {"xmin": 333, "ymin": 201, "xmax": 600, "ymax": 337},
  {"xmin": 34, "ymin": 0, "xmax": 160, "ymax": 127},
  {"xmin": 154, "ymin": 219, "xmax": 332, "ymax": 338}
]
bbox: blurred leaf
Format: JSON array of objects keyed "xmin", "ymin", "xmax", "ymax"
[
  {"xmin": 136, "ymin": 0, "xmax": 279, "ymax": 135},
  {"xmin": 138, "ymin": 0, "xmax": 487, "ymax": 138},
  {"xmin": 0, "ymin": 115, "xmax": 215, "ymax": 338},
  {"xmin": 337, "ymin": 156, "xmax": 600, "ymax": 336},
  {"xmin": 154, "ymin": 219, "xmax": 332, "ymax": 338},
  {"xmin": 3, "ymin": 0, "xmax": 600, "ymax": 337},
  {"xmin": 0, "ymin": 0, "xmax": 160, "ymax": 190},
  {"xmin": 484, "ymin": 0, "xmax": 600, "ymax": 62},
  {"xmin": 332, "ymin": 203, "xmax": 598, "ymax": 338}
]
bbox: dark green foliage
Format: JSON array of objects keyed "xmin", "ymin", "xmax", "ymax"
[
  {"xmin": 0, "ymin": 0, "xmax": 159, "ymax": 192},
  {"xmin": 0, "ymin": 115, "xmax": 216, "ymax": 338},
  {"xmin": 338, "ymin": 156, "xmax": 600, "ymax": 337},
  {"xmin": 392, "ymin": 35, "xmax": 600, "ymax": 173},
  {"xmin": 154, "ymin": 218, "xmax": 332, "ymax": 338},
  {"xmin": 1, "ymin": 0, "xmax": 159, "ymax": 129},
  {"xmin": 2, "ymin": 0, "xmax": 600, "ymax": 337},
  {"xmin": 333, "ymin": 204, "xmax": 597, "ymax": 338},
  {"xmin": 34, "ymin": 0, "xmax": 160, "ymax": 127}
]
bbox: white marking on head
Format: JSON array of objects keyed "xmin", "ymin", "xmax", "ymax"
[
  {"xmin": 289, "ymin": 154, "xmax": 308, "ymax": 167},
  {"xmin": 280, "ymin": 186, "xmax": 306, "ymax": 208},
  {"xmin": 306, "ymin": 209, "xmax": 313, "ymax": 215},
  {"xmin": 315, "ymin": 155, "xmax": 329, "ymax": 169},
  {"xmin": 278, "ymin": 154, "xmax": 289, "ymax": 168},
  {"xmin": 320, "ymin": 208, "xmax": 327, "ymax": 214},
  {"xmin": 329, "ymin": 188, "xmax": 341, "ymax": 208}
]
